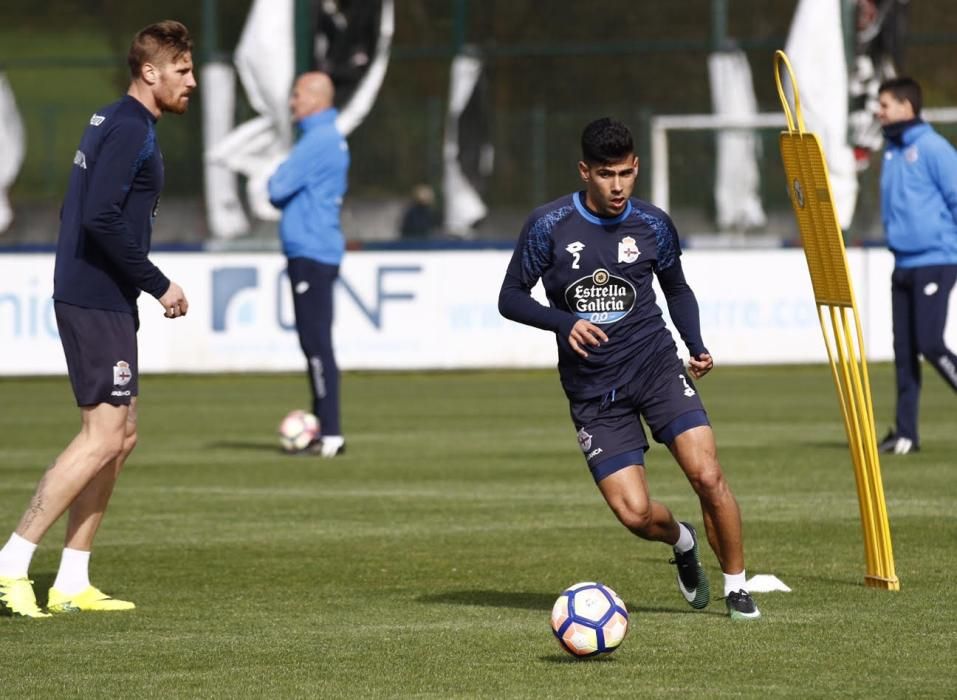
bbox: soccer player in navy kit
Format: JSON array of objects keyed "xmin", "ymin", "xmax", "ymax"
[
  {"xmin": 499, "ymin": 118, "xmax": 760, "ymax": 620},
  {"xmin": 0, "ymin": 21, "xmax": 194, "ymax": 618}
]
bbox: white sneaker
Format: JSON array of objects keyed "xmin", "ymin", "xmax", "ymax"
[
  {"xmin": 878, "ymin": 430, "xmax": 919, "ymax": 455},
  {"xmin": 318, "ymin": 436, "xmax": 345, "ymax": 458}
]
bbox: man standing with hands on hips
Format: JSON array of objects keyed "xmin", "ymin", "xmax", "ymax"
[
  {"xmin": 0, "ymin": 20, "xmax": 194, "ymax": 618},
  {"xmin": 269, "ymin": 71, "xmax": 349, "ymax": 458}
]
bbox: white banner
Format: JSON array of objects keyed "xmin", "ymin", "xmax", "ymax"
[
  {"xmin": 708, "ymin": 50, "xmax": 767, "ymax": 231},
  {"xmin": 0, "ymin": 72, "xmax": 26, "ymax": 234},
  {"xmin": 1, "ymin": 250, "xmax": 954, "ymax": 376},
  {"xmin": 443, "ymin": 54, "xmax": 488, "ymax": 237},
  {"xmin": 201, "ymin": 61, "xmax": 249, "ymax": 239},
  {"xmin": 784, "ymin": 0, "xmax": 859, "ymax": 229}
]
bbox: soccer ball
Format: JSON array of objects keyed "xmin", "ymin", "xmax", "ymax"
[
  {"xmin": 278, "ymin": 410, "xmax": 319, "ymax": 452},
  {"xmin": 550, "ymin": 582, "xmax": 629, "ymax": 657}
]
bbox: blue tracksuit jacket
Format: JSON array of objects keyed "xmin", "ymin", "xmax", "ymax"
[
  {"xmin": 880, "ymin": 121, "xmax": 957, "ymax": 268},
  {"xmin": 267, "ymin": 108, "xmax": 349, "ymax": 265}
]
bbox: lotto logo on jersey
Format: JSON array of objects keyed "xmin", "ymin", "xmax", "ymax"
[{"xmin": 565, "ymin": 268, "xmax": 636, "ymax": 325}]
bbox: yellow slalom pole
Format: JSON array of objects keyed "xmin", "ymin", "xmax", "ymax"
[{"xmin": 774, "ymin": 50, "xmax": 899, "ymax": 590}]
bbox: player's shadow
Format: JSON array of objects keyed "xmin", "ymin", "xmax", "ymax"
[
  {"xmin": 417, "ymin": 589, "xmax": 713, "ymax": 616},
  {"xmin": 28, "ymin": 572, "xmax": 57, "ymax": 607},
  {"xmin": 418, "ymin": 590, "xmax": 554, "ymax": 610},
  {"xmin": 803, "ymin": 439, "xmax": 854, "ymax": 450},
  {"xmin": 538, "ymin": 654, "xmax": 616, "ymax": 664},
  {"xmin": 794, "ymin": 573, "xmax": 869, "ymax": 589},
  {"xmin": 206, "ymin": 440, "xmax": 287, "ymax": 453},
  {"xmin": 540, "ymin": 653, "xmax": 619, "ymax": 664}
]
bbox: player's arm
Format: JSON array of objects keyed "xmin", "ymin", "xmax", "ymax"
[
  {"xmin": 497, "ymin": 222, "xmax": 605, "ymax": 357},
  {"xmin": 928, "ymin": 137, "xmax": 957, "ymax": 224},
  {"xmin": 657, "ymin": 258, "xmax": 711, "ymax": 379},
  {"xmin": 267, "ymin": 133, "xmax": 325, "ymax": 208},
  {"xmin": 82, "ymin": 119, "xmax": 170, "ymax": 300}
]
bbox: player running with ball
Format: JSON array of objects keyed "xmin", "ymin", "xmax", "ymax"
[{"xmin": 498, "ymin": 117, "xmax": 761, "ymax": 620}]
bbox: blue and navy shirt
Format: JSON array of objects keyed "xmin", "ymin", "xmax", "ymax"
[
  {"xmin": 268, "ymin": 108, "xmax": 349, "ymax": 265},
  {"xmin": 499, "ymin": 192, "xmax": 706, "ymax": 400},
  {"xmin": 880, "ymin": 121, "xmax": 957, "ymax": 268},
  {"xmin": 54, "ymin": 95, "xmax": 170, "ymax": 314}
]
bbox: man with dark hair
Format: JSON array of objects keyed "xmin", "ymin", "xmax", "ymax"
[
  {"xmin": 876, "ymin": 77, "xmax": 957, "ymax": 455},
  {"xmin": 499, "ymin": 117, "xmax": 761, "ymax": 620},
  {"xmin": 268, "ymin": 71, "xmax": 349, "ymax": 458},
  {"xmin": 0, "ymin": 20, "xmax": 194, "ymax": 618}
]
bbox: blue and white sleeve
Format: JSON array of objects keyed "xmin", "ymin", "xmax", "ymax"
[{"xmin": 498, "ymin": 216, "xmax": 576, "ymax": 338}]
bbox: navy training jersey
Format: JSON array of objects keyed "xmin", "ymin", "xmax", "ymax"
[
  {"xmin": 499, "ymin": 192, "xmax": 707, "ymax": 399},
  {"xmin": 54, "ymin": 95, "xmax": 170, "ymax": 314}
]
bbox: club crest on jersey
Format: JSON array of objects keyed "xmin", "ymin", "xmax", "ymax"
[
  {"xmin": 618, "ymin": 236, "xmax": 640, "ymax": 263},
  {"xmin": 564, "ymin": 268, "xmax": 637, "ymax": 325},
  {"xmin": 113, "ymin": 361, "xmax": 132, "ymax": 387},
  {"xmin": 576, "ymin": 427, "xmax": 593, "ymax": 453}
]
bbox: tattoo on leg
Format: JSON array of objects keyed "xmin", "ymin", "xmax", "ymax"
[{"xmin": 19, "ymin": 468, "xmax": 52, "ymax": 530}]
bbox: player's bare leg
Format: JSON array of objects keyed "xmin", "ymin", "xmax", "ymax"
[
  {"xmin": 64, "ymin": 399, "xmax": 138, "ymax": 550},
  {"xmin": 596, "ymin": 465, "xmax": 679, "ymax": 543},
  {"xmin": 669, "ymin": 425, "xmax": 744, "ymax": 573},
  {"xmin": 0, "ymin": 402, "xmax": 127, "ymax": 617},
  {"xmin": 598, "ymin": 463, "xmax": 711, "ymax": 610},
  {"xmin": 16, "ymin": 403, "xmax": 129, "ymax": 544},
  {"xmin": 47, "ymin": 400, "xmax": 138, "ymax": 613},
  {"xmin": 670, "ymin": 425, "xmax": 760, "ymax": 619}
]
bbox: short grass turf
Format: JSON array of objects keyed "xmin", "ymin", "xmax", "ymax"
[{"xmin": 0, "ymin": 365, "xmax": 954, "ymax": 698}]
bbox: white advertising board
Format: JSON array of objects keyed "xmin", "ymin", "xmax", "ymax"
[{"xmin": 0, "ymin": 249, "xmax": 953, "ymax": 376}]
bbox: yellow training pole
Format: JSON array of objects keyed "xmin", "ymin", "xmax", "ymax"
[{"xmin": 774, "ymin": 50, "xmax": 899, "ymax": 590}]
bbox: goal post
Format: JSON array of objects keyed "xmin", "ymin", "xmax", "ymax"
[
  {"xmin": 650, "ymin": 108, "xmax": 957, "ymax": 218},
  {"xmin": 774, "ymin": 49, "xmax": 899, "ymax": 591}
]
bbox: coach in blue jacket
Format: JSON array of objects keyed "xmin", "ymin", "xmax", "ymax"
[
  {"xmin": 268, "ymin": 71, "xmax": 349, "ymax": 457},
  {"xmin": 876, "ymin": 77, "xmax": 957, "ymax": 455}
]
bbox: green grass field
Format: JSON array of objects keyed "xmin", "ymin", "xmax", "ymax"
[{"xmin": 1, "ymin": 365, "xmax": 954, "ymax": 698}]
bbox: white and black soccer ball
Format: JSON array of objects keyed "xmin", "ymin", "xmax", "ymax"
[
  {"xmin": 550, "ymin": 582, "xmax": 629, "ymax": 657},
  {"xmin": 278, "ymin": 410, "xmax": 319, "ymax": 453}
]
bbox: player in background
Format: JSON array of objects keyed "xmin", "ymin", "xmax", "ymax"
[
  {"xmin": 875, "ymin": 77, "xmax": 957, "ymax": 455},
  {"xmin": 268, "ymin": 71, "xmax": 349, "ymax": 458},
  {"xmin": 498, "ymin": 118, "xmax": 761, "ymax": 620},
  {"xmin": 0, "ymin": 21, "xmax": 194, "ymax": 618}
]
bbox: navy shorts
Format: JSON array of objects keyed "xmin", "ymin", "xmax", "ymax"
[
  {"xmin": 55, "ymin": 301, "xmax": 138, "ymax": 407},
  {"xmin": 569, "ymin": 349, "xmax": 710, "ymax": 483}
]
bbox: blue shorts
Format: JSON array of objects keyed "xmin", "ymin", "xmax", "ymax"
[
  {"xmin": 55, "ymin": 301, "xmax": 138, "ymax": 407},
  {"xmin": 568, "ymin": 349, "xmax": 709, "ymax": 483}
]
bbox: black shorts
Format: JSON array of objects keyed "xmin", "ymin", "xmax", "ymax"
[
  {"xmin": 569, "ymin": 348, "xmax": 709, "ymax": 483},
  {"xmin": 55, "ymin": 301, "xmax": 138, "ymax": 407}
]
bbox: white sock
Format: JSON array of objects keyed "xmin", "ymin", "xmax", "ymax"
[
  {"xmin": 52, "ymin": 548, "xmax": 91, "ymax": 594},
  {"xmin": 723, "ymin": 570, "xmax": 747, "ymax": 597},
  {"xmin": 673, "ymin": 522, "xmax": 695, "ymax": 553},
  {"xmin": 0, "ymin": 533, "xmax": 38, "ymax": 579}
]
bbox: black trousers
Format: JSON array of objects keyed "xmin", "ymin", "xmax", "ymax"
[
  {"xmin": 287, "ymin": 257, "xmax": 341, "ymax": 436},
  {"xmin": 890, "ymin": 264, "xmax": 957, "ymax": 442}
]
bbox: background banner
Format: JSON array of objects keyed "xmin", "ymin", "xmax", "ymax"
[{"xmin": 1, "ymin": 249, "xmax": 954, "ymax": 375}]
